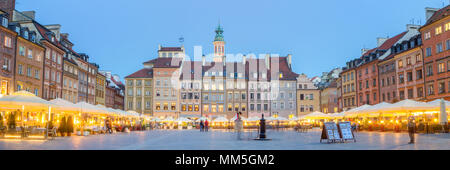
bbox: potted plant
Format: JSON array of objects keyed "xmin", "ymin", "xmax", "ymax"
[
  {"xmin": 58, "ymin": 116, "xmax": 66, "ymax": 137},
  {"xmin": 8, "ymin": 112, "xmax": 16, "ymax": 129},
  {"xmin": 66, "ymin": 116, "xmax": 73, "ymax": 136},
  {"xmin": 0, "ymin": 114, "xmax": 3, "ymax": 128}
]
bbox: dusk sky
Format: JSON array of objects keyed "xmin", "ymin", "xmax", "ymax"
[{"xmin": 15, "ymin": 0, "xmax": 448, "ymax": 81}]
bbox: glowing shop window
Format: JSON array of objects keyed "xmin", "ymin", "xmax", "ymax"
[{"xmin": 1, "ymin": 80, "xmax": 8, "ymax": 95}]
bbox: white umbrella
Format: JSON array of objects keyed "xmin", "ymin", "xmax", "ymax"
[
  {"xmin": 163, "ymin": 117, "xmax": 175, "ymax": 122},
  {"xmin": 300, "ymin": 111, "xmax": 329, "ymax": 119},
  {"xmin": 213, "ymin": 116, "xmax": 229, "ymax": 122},
  {"xmin": 75, "ymin": 102, "xmax": 104, "ymax": 114},
  {"xmin": 0, "ymin": 91, "xmax": 55, "ymax": 110},
  {"xmin": 439, "ymin": 99, "xmax": 448, "ymax": 125},
  {"xmin": 289, "ymin": 116, "xmax": 299, "ymax": 121},
  {"xmin": 246, "ymin": 116, "xmax": 261, "ymax": 121},
  {"xmin": 230, "ymin": 115, "xmax": 247, "ymax": 121},
  {"xmin": 276, "ymin": 116, "xmax": 288, "ymax": 121},
  {"xmin": 49, "ymin": 98, "xmax": 80, "ymax": 112},
  {"xmin": 427, "ymin": 99, "xmax": 450, "ymax": 111},
  {"xmin": 195, "ymin": 117, "xmax": 209, "ymax": 122},
  {"xmin": 175, "ymin": 117, "xmax": 192, "ymax": 122},
  {"xmin": 379, "ymin": 99, "xmax": 434, "ymax": 113}
]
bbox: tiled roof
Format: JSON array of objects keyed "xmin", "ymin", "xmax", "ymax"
[
  {"xmin": 424, "ymin": 5, "xmax": 450, "ymax": 27},
  {"xmin": 271, "ymin": 57, "xmax": 298, "ymax": 80},
  {"xmin": 125, "ymin": 68, "xmax": 153, "ymax": 79},
  {"xmin": 246, "ymin": 58, "xmax": 270, "ymax": 81},
  {"xmin": 33, "ymin": 21, "xmax": 65, "ymax": 51},
  {"xmin": 63, "ymin": 57, "xmax": 78, "ymax": 65},
  {"xmin": 153, "ymin": 57, "xmax": 183, "ymax": 68},
  {"xmin": 180, "ymin": 61, "xmax": 203, "ymax": 80},
  {"xmin": 377, "ymin": 32, "xmax": 407, "ymax": 51}
]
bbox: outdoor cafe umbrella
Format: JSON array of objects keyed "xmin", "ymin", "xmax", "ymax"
[
  {"xmin": 175, "ymin": 117, "xmax": 192, "ymax": 122},
  {"xmin": 50, "ymin": 98, "xmax": 80, "ymax": 113},
  {"xmin": 439, "ymin": 99, "xmax": 448, "ymax": 125},
  {"xmin": 230, "ymin": 115, "xmax": 247, "ymax": 121},
  {"xmin": 378, "ymin": 99, "xmax": 434, "ymax": 114},
  {"xmin": 0, "ymin": 91, "xmax": 55, "ymax": 127},
  {"xmin": 246, "ymin": 116, "xmax": 260, "ymax": 122},
  {"xmin": 427, "ymin": 99, "xmax": 450, "ymax": 111},
  {"xmin": 0, "ymin": 91, "xmax": 55, "ymax": 111},
  {"xmin": 213, "ymin": 116, "xmax": 229, "ymax": 122}
]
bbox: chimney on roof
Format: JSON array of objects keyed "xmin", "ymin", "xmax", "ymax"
[
  {"xmin": 202, "ymin": 54, "xmax": 206, "ymax": 66},
  {"xmin": 425, "ymin": 7, "xmax": 440, "ymax": 21},
  {"xmin": 242, "ymin": 55, "xmax": 247, "ymax": 65},
  {"xmin": 21, "ymin": 11, "xmax": 35, "ymax": 20},
  {"xmin": 406, "ymin": 24, "xmax": 420, "ymax": 31},
  {"xmin": 377, "ymin": 37, "xmax": 388, "ymax": 47},
  {"xmin": 0, "ymin": 0, "xmax": 15, "ymax": 21},
  {"xmin": 287, "ymin": 54, "xmax": 292, "ymax": 69},
  {"xmin": 265, "ymin": 54, "xmax": 270, "ymax": 69},
  {"xmin": 45, "ymin": 24, "xmax": 62, "ymax": 41},
  {"xmin": 361, "ymin": 48, "xmax": 370, "ymax": 55},
  {"xmin": 61, "ymin": 33, "xmax": 69, "ymax": 39}
]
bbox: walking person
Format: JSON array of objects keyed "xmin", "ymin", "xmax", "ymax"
[
  {"xmin": 408, "ymin": 116, "xmax": 416, "ymax": 144},
  {"xmin": 205, "ymin": 119, "xmax": 209, "ymax": 132},
  {"xmin": 200, "ymin": 120, "xmax": 204, "ymax": 132}
]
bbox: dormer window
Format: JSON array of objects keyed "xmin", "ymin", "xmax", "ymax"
[
  {"xmin": 24, "ymin": 31, "xmax": 29, "ymax": 39},
  {"xmin": 1, "ymin": 16, "xmax": 8, "ymax": 28}
]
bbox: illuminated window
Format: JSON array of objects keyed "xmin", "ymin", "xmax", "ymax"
[
  {"xmin": 398, "ymin": 60, "xmax": 403, "ymax": 68},
  {"xmin": 424, "ymin": 32, "xmax": 431, "ymax": 40},
  {"xmin": 203, "ymin": 105, "xmax": 209, "ymax": 112},
  {"xmin": 228, "ymin": 104, "xmax": 232, "ymax": 111},
  {"xmin": 218, "ymin": 105, "xmax": 223, "ymax": 112},
  {"xmin": 155, "ymin": 103, "xmax": 161, "ymax": 110},
  {"xmin": 445, "ymin": 22, "xmax": 450, "ymax": 31},
  {"xmin": 194, "ymin": 105, "xmax": 199, "ymax": 111},
  {"xmin": 163, "ymin": 103, "xmax": 168, "ymax": 110},
  {"xmin": 171, "ymin": 103, "xmax": 176, "ymax": 110},
  {"xmin": 435, "ymin": 26, "xmax": 442, "ymax": 35},
  {"xmin": 4, "ymin": 36, "xmax": 11, "ymax": 48},
  {"xmin": 182, "ymin": 104, "xmax": 186, "ymax": 111},
  {"xmin": 279, "ymin": 73, "xmax": 283, "ymax": 78},
  {"xmin": 211, "ymin": 105, "xmax": 217, "ymax": 112},
  {"xmin": 188, "ymin": 105, "xmax": 193, "ymax": 111}
]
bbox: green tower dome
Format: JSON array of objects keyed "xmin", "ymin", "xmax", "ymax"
[{"xmin": 214, "ymin": 24, "xmax": 224, "ymax": 42}]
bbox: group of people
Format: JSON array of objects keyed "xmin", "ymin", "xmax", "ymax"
[{"xmin": 199, "ymin": 120, "xmax": 209, "ymax": 132}]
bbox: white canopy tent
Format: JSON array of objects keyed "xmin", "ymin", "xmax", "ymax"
[
  {"xmin": 0, "ymin": 91, "xmax": 55, "ymax": 111},
  {"xmin": 212, "ymin": 116, "xmax": 229, "ymax": 122},
  {"xmin": 49, "ymin": 98, "xmax": 80, "ymax": 112}
]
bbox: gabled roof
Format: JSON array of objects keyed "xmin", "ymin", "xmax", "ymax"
[
  {"xmin": 180, "ymin": 61, "xmax": 203, "ymax": 80},
  {"xmin": 63, "ymin": 57, "xmax": 78, "ymax": 65},
  {"xmin": 151, "ymin": 57, "xmax": 183, "ymax": 68},
  {"xmin": 125, "ymin": 68, "xmax": 153, "ymax": 79},
  {"xmin": 270, "ymin": 57, "xmax": 298, "ymax": 81},
  {"xmin": 424, "ymin": 5, "xmax": 450, "ymax": 27},
  {"xmin": 33, "ymin": 20, "xmax": 65, "ymax": 51}
]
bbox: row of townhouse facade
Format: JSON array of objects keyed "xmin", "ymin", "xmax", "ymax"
[
  {"xmin": 125, "ymin": 24, "xmax": 321, "ymax": 119},
  {"xmin": 337, "ymin": 6, "xmax": 450, "ymax": 112},
  {"xmin": 0, "ymin": 0, "xmax": 124, "ymax": 109}
]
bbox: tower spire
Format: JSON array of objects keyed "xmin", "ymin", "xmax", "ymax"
[{"xmin": 213, "ymin": 21, "xmax": 225, "ymax": 61}]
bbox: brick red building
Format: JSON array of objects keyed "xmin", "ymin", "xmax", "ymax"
[
  {"xmin": 356, "ymin": 33, "xmax": 406, "ymax": 106},
  {"xmin": 420, "ymin": 6, "xmax": 450, "ymax": 101}
]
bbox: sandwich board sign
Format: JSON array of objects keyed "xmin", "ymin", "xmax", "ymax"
[
  {"xmin": 320, "ymin": 122, "xmax": 341, "ymax": 143},
  {"xmin": 338, "ymin": 121, "xmax": 356, "ymax": 142}
]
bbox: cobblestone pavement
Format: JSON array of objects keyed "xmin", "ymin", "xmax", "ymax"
[{"xmin": 0, "ymin": 129, "xmax": 448, "ymax": 150}]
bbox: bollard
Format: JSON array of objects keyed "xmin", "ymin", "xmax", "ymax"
[{"xmin": 259, "ymin": 114, "xmax": 266, "ymax": 139}]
